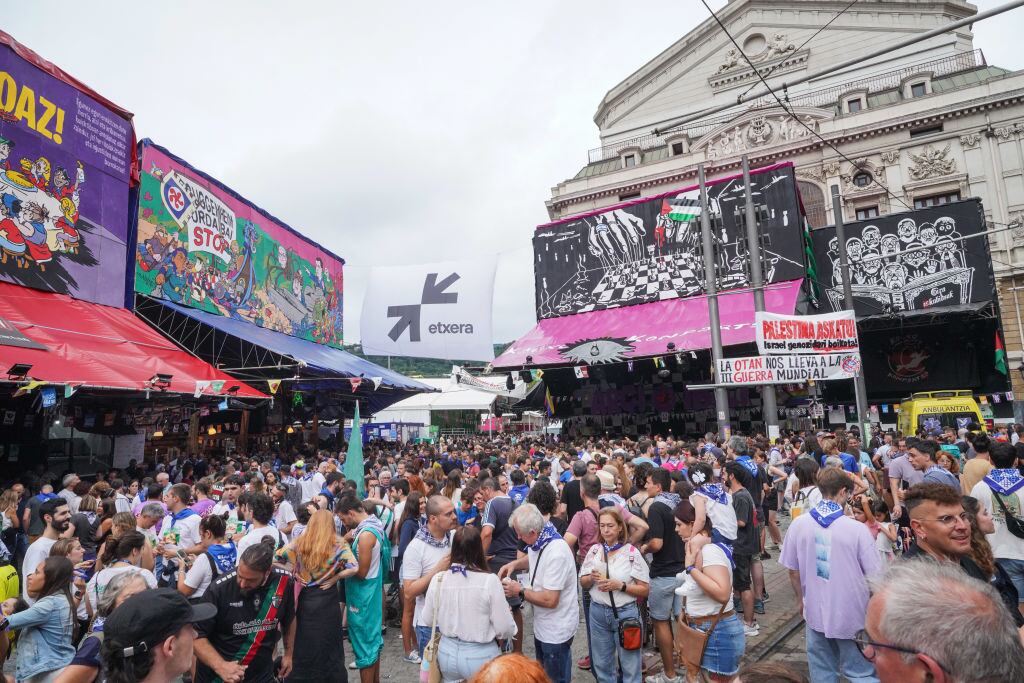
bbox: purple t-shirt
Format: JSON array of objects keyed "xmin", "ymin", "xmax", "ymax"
[
  {"xmin": 887, "ymin": 454, "xmax": 924, "ymax": 488},
  {"xmin": 191, "ymin": 498, "xmax": 216, "ymax": 517},
  {"xmin": 779, "ymin": 513, "xmax": 881, "ymax": 639}
]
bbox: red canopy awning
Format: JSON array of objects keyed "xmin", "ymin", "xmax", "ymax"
[
  {"xmin": 0, "ymin": 283, "xmax": 264, "ymax": 398},
  {"xmin": 493, "ymin": 279, "xmax": 804, "ymax": 370}
]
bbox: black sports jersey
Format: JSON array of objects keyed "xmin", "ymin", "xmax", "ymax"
[{"xmin": 194, "ymin": 567, "xmax": 295, "ymax": 683}]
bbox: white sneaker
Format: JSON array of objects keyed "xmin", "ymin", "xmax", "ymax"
[
  {"xmin": 645, "ymin": 674, "xmax": 682, "ymax": 683},
  {"xmin": 744, "ymin": 621, "xmax": 760, "ymax": 637}
]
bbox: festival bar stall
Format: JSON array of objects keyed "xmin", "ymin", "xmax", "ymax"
[
  {"xmin": 131, "ymin": 141, "xmax": 434, "ymax": 455},
  {"xmin": 494, "ymin": 162, "xmax": 817, "ymax": 438},
  {"xmin": 0, "ymin": 32, "xmax": 264, "ymax": 476}
]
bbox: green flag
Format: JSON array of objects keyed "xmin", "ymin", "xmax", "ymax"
[
  {"xmin": 344, "ymin": 401, "xmax": 365, "ymax": 498},
  {"xmin": 996, "ymin": 331, "xmax": 1008, "ymax": 376}
]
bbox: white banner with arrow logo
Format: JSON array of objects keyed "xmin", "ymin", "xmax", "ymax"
[{"xmin": 360, "ymin": 257, "xmax": 497, "ymax": 361}]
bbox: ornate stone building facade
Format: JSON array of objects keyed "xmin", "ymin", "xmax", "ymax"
[{"xmin": 546, "ymin": 0, "xmax": 1024, "ymax": 420}]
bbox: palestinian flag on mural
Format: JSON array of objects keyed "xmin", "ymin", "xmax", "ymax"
[
  {"xmin": 996, "ymin": 330, "xmax": 1008, "ymax": 375},
  {"xmin": 803, "ymin": 218, "xmax": 820, "ymax": 305},
  {"xmin": 661, "ymin": 195, "xmax": 701, "ymax": 222}
]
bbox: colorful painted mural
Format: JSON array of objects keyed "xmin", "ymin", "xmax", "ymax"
[{"xmin": 135, "ymin": 141, "xmax": 344, "ymax": 348}]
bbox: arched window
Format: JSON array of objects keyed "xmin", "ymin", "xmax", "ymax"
[{"xmin": 798, "ymin": 181, "xmax": 827, "ymax": 228}]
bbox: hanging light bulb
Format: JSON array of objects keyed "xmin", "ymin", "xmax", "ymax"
[
  {"xmin": 286, "ymin": 425, "xmax": 295, "ymax": 434},
  {"xmin": 207, "ymin": 426, "xmax": 216, "ymax": 436}
]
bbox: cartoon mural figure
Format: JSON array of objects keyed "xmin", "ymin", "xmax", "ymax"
[
  {"xmin": 821, "ymin": 214, "xmax": 974, "ymax": 313},
  {"xmin": 137, "ymin": 227, "xmax": 173, "ymax": 271},
  {"xmin": 0, "ymin": 131, "xmax": 92, "ymax": 275},
  {"xmin": 0, "ymin": 195, "xmax": 27, "ymax": 267},
  {"xmin": 155, "ymin": 248, "xmax": 189, "ymax": 303},
  {"xmin": 220, "ymin": 222, "xmax": 258, "ymax": 318},
  {"xmin": 0, "ymin": 136, "xmax": 12, "ymax": 172}
]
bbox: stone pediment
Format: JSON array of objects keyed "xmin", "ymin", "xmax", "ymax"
[{"xmin": 694, "ymin": 107, "xmax": 832, "ymax": 160}]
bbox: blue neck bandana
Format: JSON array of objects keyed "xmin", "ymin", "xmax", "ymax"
[
  {"xmin": 696, "ymin": 484, "xmax": 728, "ymax": 505},
  {"xmin": 810, "ymin": 500, "xmax": 845, "ymax": 528},
  {"xmin": 984, "ymin": 468, "xmax": 1024, "ymax": 496},
  {"xmin": 449, "ymin": 563, "xmax": 467, "ymax": 577},
  {"xmin": 530, "ymin": 521, "xmax": 561, "ymax": 552}
]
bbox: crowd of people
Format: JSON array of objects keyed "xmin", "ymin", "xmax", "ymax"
[{"xmin": 0, "ymin": 422, "xmax": 1023, "ymax": 682}]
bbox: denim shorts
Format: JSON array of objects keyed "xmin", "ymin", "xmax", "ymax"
[
  {"xmin": 648, "ymin": 575, "xmax": 682, "ymax": 621},
  {"xmin": 688, "ymin": 612, "xmax": 745, "ymax": 677}
]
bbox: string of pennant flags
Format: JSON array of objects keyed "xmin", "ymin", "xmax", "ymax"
[{"xmin": 7, "ymin": 375, "xmax": 387, "ymax": 400}]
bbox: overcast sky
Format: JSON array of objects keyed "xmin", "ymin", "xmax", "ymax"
[{"xmin": 7, "ymin": 1, "xmax": 1023, "ymax": 344}]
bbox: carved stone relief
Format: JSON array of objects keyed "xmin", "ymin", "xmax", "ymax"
[
  {"xmin": 704, "ymin": 113, "xmax": 820, "ymax": 160},
  {"xmin": 959, "ymin": 133, "xmax": 981, "ymax": 149},
  {"xmin": 717, "ymin": 33, "xmax": 796, "ymax": 73},
  {"xmin": 907, "ymin": 144, "xmax": 956, "ymax": 181}
]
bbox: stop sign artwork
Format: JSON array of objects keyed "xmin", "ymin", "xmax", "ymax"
[{"xmin": 159, "ymin": 170, "xmax": 236, "ymax": 264}]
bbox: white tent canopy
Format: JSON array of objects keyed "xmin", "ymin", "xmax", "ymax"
[{"xmin": 371, "ymin": 376, "xmax": 521, "ymax": 424}]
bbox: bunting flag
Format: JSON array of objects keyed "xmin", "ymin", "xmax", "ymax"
[
  {"xmin": 13, "ymin": 379, "xmax": 46, "ymax": 397},
  {"xmin": 267, "ymin": 379, "xmax": 281, "ymax": 395},
  {"xmin": 531, "ymin": 369, "xmax": 544, "ymax": 381},
  {"xmin": 574, "ymin": 366, "xmax": 589, "ymax": 379},
  {"xmin": 211, "ymin": 380, "xmax": 225, "ymax": 394},
  {"xmin": 980, "ymin": 395, "xmax": 988, "ymax": 404},
  {"xmin": 994, "ymin": 393, "xmax": 1002, "ymax": 403},
  {"xmin": 64, "ymin": 384, "xmax": 80, "ymax": 399},
  {"xmin": 371, "ymin": 377, "xmax": 382, "ymax": 390},
  {"xmin": 348, "ymin": 377, "xmax": 363, "ymax": 393},
  {"xmin": 627, "ymin": 360, "xmax": 634, "ymax": 372},
  {"xmin": 653, "ymin": 357, "xmax": 665, "ymax": 369},
  {"xmin": 1008, "ymin": 392, "xmax": 1015, "ymax": 401},
  {"xmin": 194, "ymin": 380, "xmax": 211, "ymax": 398},
  {"xmin": 544, "ymin": 387, "xmax": 555, "ymax": 417}
]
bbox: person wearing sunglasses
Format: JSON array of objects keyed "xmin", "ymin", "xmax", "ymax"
[
  {"xmin": 859, "ymin": 560, "xmax": 1024, "ymax": 682},
  {"xmin": 902, "ymin": 483, "xmax": 973, "ymax": 564}
]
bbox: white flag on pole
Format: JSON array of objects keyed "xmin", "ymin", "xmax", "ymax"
[{"xmin": 360, "ymin": 257, "xmax": 496, "ymax": 361}]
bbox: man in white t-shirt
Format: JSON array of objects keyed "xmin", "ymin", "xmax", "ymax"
[
  {"xmin": 210, "ymin": 475, "xmax": 244, "ymax": 525},
  {"xmin": 296, "ymin": 461, "xmax": 326, "ymax": 503},
  {"xmin": 271, "ymin": 483, "xmax": 297, "ymax": 536},
  {"xmin": 159, "ymin": 484, "xmax": 203, "ymax": 584},
  {"xmin": 400, "ymin": 495, "xmax": 457, "ymax": 663},
  {"xmin": 503, "ymin": 503, "xmax": 579, "ymax": 683},
  {"xmin": 970, "ymin": 441, "xmax": 1024, "ymax": 614},
  {"xmin": 22, "ymin": 497, "xmax": 70, "ymax": 604},
  {"xmin": 235, "ymin": 492, "xmax": 284, "ymax": 563}
]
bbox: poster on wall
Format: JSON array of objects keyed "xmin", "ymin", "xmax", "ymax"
[
  {"xmin": 135, "ymin": 141, "xmax": 344, "ymax": 348},
  {"xmin": 0, "ymin": 38, "xmax": 134, "ymax": 307},
  {"xmin": 533, "ymin": 163, "xmax": 806, "ymax": 319},
  {"xmin": 810, "ymin": 199, "xmax": 993, "ymax": 317}
]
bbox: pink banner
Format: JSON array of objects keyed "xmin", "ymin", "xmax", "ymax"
[{"xmin": 494, "ymin": 279, "xmax": 803, "ymax": 369}]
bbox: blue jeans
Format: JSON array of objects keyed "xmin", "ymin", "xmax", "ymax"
[
  {"xmin": 535, "ymin": 636, "xmax": 574, "ymax": 683},
  {"xmin": 589, "ymin": 602, "xmax": 642, "ymax": 683},
  {"xmin": 997, "ymin": 558, "xmax": 1024, "ymax": 603},
  {"xmin": 805, "ymin": 625, "xmax": 879, "ymax": 683},
  {"xmin": 437, "ymin": 636, "xmax": 499, "ymax": 683},
  {"xmin": 581, "ymin": 585, "xmax": 598, "ymax": 677},
  {"xmin": 416, "ymin": 625, "xmax": 435, "ymax": 657}
]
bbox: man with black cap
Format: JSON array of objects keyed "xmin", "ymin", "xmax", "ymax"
[{"xmin": 101, "ymin": 587, "xmax": 217, "ymax": 683}]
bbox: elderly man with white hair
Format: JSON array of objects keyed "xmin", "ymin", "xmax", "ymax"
[
  {"xmin": 862, "ymin": 560, "xmax": 1024, "ymax": 682},
  {"xmin": 502, "ymin": 503, "xmax": 578, "ymax": 683},
  {"xmin": 58, "ymin": 473, "xmax": 81, "ymax": 514}
]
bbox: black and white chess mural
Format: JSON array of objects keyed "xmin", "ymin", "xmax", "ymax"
[
  {"xmin": 809, "ymin": 199, "xmax": 994, "ymax": 317},
  {"xmin": 533, "ymin": 164, "xmax": 806, "ymax": 319}
]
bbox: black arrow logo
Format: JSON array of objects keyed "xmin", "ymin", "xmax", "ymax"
[
  {"xmin": 387, "ymin": 304, "xmax": 421, "ymax": 342},
  {"xmin": 422, "ymin": 272, "xmax": 460, "ymax": 304},
  {"xmin": 386, "ymin": 272, "xmax": 461, "ymax": 342}
]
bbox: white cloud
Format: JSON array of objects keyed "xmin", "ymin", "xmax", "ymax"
[{"xmin": 6, "ymin": 0, "xmax": 1022, "ymax": 343}]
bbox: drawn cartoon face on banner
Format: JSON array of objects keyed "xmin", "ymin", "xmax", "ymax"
[
  {"xmin": 532, "ymin": 165, "xmax": 806, "ymax": 319},
  {"xmin": 811, "ymin": 200, "xmax": 993, "ymax": 317},
  {"xmin": 0, "ymin": 42, "xmax": 134, "ymax": 307},
  {"xmin": 135, "ymin": 142, "xmax": 344, "ymax": 348}
]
